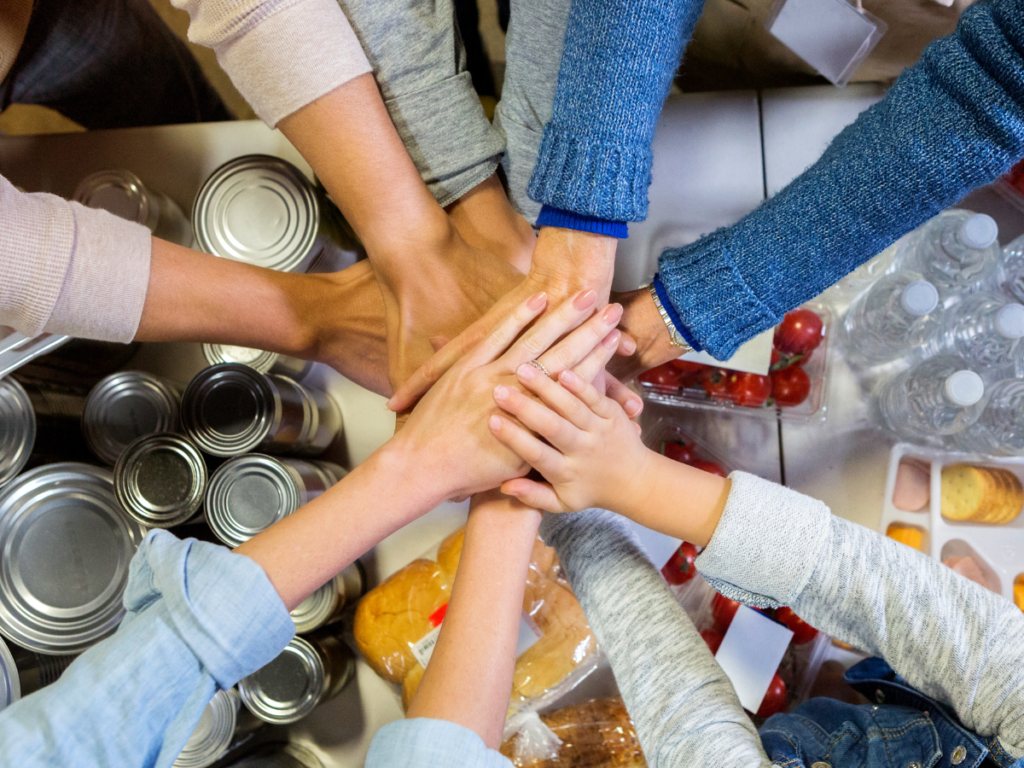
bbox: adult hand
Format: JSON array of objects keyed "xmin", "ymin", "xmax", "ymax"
[
  {"xmin": 607, "ymin": 286, "xmax": 683, "ymax": 382},
  {"xmin": 387, "ymin": 226, "xmax": 629, "ymax": 412}
]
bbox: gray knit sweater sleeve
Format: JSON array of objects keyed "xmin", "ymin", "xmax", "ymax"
[{"xmin": 540, "ymin": 508, "xmax": 772, "ymax": 768}]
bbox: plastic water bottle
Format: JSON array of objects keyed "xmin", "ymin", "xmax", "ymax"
[
  {"xmin": 952, "ymin": 379, "xmax": 1024, "ymax": 456},
  {"xmin": 900, "ymin": 210, "xmax": 1001, "ymax": 299},
  {"xmin": 841, "ymin": 273, "xmax": 941, "ymax": 366},
  {"xmin": 998, "ymin": 234, "xmax": 1024, "ymax": 303},
  {"xmin": 829, "ymin": 234, "xmax": 909, "ymax": 298},
  {"xmin": 877, "ymin": 355, "xmax": 985, "ymax": 439},
  {"xmin": 939, "ymin": 292, "xmax": 1024, "ymax": 375}
]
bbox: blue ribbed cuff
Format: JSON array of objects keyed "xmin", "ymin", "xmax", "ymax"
[
  {"xmin": 652, "ymin": 275, "xmax": 701, "ymax": 351},
  {"xmin": 536, "ymin": 205, "xmax": 628, "ymax": 239}
]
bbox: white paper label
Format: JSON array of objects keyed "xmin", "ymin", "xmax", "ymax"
[
  {"xmin": 713, "ymin": 605, "xmax": 793, "ymax": 712},
  {"xmin": 680, "ymin": 328, "xmax": 773, "ymax": 376},
  {"xmin": 411, "ymin": 625, "xmax": 442, "ymax": 669},
  {"xmin": 411, "ymin": 612, "xmax": 542, "ymax": 670}
]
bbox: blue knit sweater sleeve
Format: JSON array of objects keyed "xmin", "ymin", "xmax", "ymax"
[
  {"xmin": 659, "ymin": 0, "xmax": 1024, "ymax": 360},
  {"xmin": 526, "ymin": 0, "xmax": 705, "ymax": 222}
]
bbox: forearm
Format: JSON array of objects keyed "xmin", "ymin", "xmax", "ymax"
[
  {"xmin": 658, "ymin": 0, "xmax": 1024, "ymax": 360},
  {"xmin": 540, "ymin": 509, "xmax": 770, "ymax": 768},
  {"xmin": 696, "ymin": 473, "xmax": 1024, "ymax": 758},
  {"xmin": 407, "ymin": 493, "xmax": 542, "ymax": 748}
]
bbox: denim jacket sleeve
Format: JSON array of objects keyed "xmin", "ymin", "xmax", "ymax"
[
  {"xmin": 366, "ymin": 719, "xmax": 513, "ymax": 768},
  {"xmin": 0, "ymin": 530, "xmax": 295, "ymax": 768},
  {"xmin": 697, "ymin": 472, "xmax": 1024, "ymax": 763},
  {"xmin": 658, "ymin": 0, "xmax": 1024, "ymax": 359}
]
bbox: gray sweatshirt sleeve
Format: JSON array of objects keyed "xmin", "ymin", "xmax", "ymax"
[
  {"xmin": 697, "ymin": 472, "xmax": 1024, "ymax": 762},
  {"xmin": 539, "ymin": 509, "xmax": 772, "ymax": 768}
]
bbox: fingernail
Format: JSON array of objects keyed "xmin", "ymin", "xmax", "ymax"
[
  {"xmin": 560, "ymin": 369, "xmax": 579, "ymax": 387},
  {"xmin": 528, "ymin": 292, "xmax": 547, "ymax": 309},
  {"xmin": 601, "ymin": 303, "xmax": 623, "ymax": 323},
  {"xmin": 621, "ymin": 336, "xmax": 637, "ymax": 355},
  {"xmin": 518, "ymin": 363, "xmax": 536, "ymax": 380},
  {"xmin": 494, "ymin": 384, "xmax": 510, "ymax": 401},
  {"xmin": 573, "ymin": 290, "xmax": 597, "ymax": 310},
  {"xmin": 626, "ymin": 398, "xmax": 642, "ymax": 418},
  {"xmin": 489, "ymin": 414, "xmax": 502, "ymax": 431},
  {"xmin": 385, "ymin": 398, "xmax": 397, "ymax": 411},
  {"xmin": 603, "ymin": 329, "xmax": 622, "ymax": 348}
]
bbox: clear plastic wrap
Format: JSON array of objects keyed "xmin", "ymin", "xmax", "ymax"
[
  {"xmin": 499, "ymin": 697, "xmax": 646, "ymax": 768},
  {"xmin": 353, "ymin": 528, "xmax": 601, "ymax": 728}
]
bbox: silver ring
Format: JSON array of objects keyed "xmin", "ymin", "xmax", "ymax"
[{"xmin": 528, "ymin": 360, "xmax": 552, "ymax": 378}]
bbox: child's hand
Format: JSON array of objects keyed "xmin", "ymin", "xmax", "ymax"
[{"xmin": 488, "ymin": 361, "xmax": 653, "ymax": 514}]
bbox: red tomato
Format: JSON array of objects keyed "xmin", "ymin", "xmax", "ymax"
[
  {"xmin": 661, "ymin": 541, "xmax": 699, "ymax": 585},
  {"xmin": 700, "ymin": 628, "xmax": 724, "ymax": 655},
  {"xmin": 670, "ymin": 360, "xmax": 706, "ymax": 374},
  {"xmin": 770, "ymin": 366, "xmax": 811, "ymax": 407},
  {"xmin": 774, "ymin": 309, "xmax": 824, "ymax": 356},
  {"xmin": 700, "ymin": 367, "xmax": 731, "ymax": 400},
  {"xmin": 690, "ymin": 459, "xmax": 728, "ymax": 477},
  {"xmin": 639, "ymin": 363, "xmax": 684, "ymax": 392},
  {"xmin": 725, "ymin": 371, "xmax": 773, "ymax": 408},
  {"xmin": 756, "ymin": 673, "xmax": 788, "ymax": 718},
  {"xmin": 712, "ymin": 592, "xmax": 741, "ymax": 633},
  {"xmin": 664, "ymin": 441, "xmax": 697, "ymax": 465},
  {"xmin": 776, "ymin": 607, "xmax": 819, "ymax": 645},
  {"xmin": 771, "ymin": 348, "xmax": 814, "ymax": 371}
]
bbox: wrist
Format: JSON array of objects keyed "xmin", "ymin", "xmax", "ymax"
[
  {"xmin": 530, "ymin": 227, "xmax": 617, "ymax": 296},
  {"xmin": 619, "ymin": 286, "xmax": 682, "ymax": 371},
  {"xmin": 602, "ymin": 446, "xmax": 659, "ymax": 522},
  {"xmin": 374, "ymin": 432, "xmax": 451, "ymax": 511}
]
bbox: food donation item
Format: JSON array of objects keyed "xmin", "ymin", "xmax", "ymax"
[
  {"xmin": 498, "ymin": 697, "xmax": 646, "ymax": 768},
  {"xmin": 892, "ymin": 459, "xmax": 930, "ymax": 512},
  {"xmin": 202, "ymin": 344, "xmax": 312, "ymax": 379},
  {"xmin": 1015, "ymin": 574, "xmax": 1024, "ymax": 612},
  {"xmin": 940, "ymin": 464, "xmax": 1024, "ymax": 524},
  {"xmin": 82, "ymin": 372, "xmax": 181, "ymax": 465},
  {"xmin": 74, "ymin": 169, "xmax": 193, "ymax": 246},
  {"xmin": 174, "ymin": 688, "xmax": 261, "ymax": 768},
  {"xmin": 886, "ymin": 523, "xmax": 925, "ymax": 551},
  {"xmin": 0, "ymin": 637, "xmax": 75, "ymax": 712},
  {"xmin": 290, "ymin": 562, "xmax": 365, "ymax": 634},
  {"xmin": 115, "ymin": 433, "xmax": 207, "ymax": 528}
]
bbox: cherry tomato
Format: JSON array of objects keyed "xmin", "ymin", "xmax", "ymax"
[
  {"xmin": 770, "ymin": 366, "xmax": 811, "ymax": 407},
  {"xmin": 639, "ymin": 363, "xmax": 684, "ymax": 392},
  {"xmin": 661, "ymin": 541, "xmax": 699, "ymax": 585},
  {"xmin": 670, "ymin": 360, "xmax": 706, "ymax": 374},
  {"xmin": 700, "ymin": 628, "xmax": 724, "ymax": 655},
  {"xmin": 776, "ymin": 607, "xmax": 819, "ymax": 645},
  {"xmin": 756, "ymin": 673, "xmax": 788, "ymax": 718},
  {"xmin": 690, "ymin": 459, "xmax": 727, "ymax": 477},
  {"xmin": 664, "ymin": 441, "xmax": 697, "ymax": 465},
  {"xmin": 774, "ymin": 309, "xmax": 824, "ymax": 356},
  {"xmin": 700, "ymin": 367, "xmax": 731, "ymax": 400},
  {"xmin": 771, "ymin": 348, "xmax": 813, "ymax": 371},
  {"xmin": 725, "ymin": 371, "xmax": 772, "ymax": 408},
  {"xmin": 712, "ymin": 592, "xmax": 741, "ymax": 633}
]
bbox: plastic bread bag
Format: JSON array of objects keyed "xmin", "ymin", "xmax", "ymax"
[
  {"xmin": 353, "ymin": 527, "xmax": 601, "ymax": 725},
  {"xmin": 499, "ymin": 696, "xmax": 647, "ymax": 767}
]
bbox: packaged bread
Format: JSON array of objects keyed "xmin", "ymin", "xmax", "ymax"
[
  {"xmin": 940, "ymin": 464, "xmax": 1023, "ymax": 525},
  {"xmin": 499, "ymin": 697, "xmax": 647, "ymax": 768}
]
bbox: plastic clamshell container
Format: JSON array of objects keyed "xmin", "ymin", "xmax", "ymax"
[
  {"xmin": 638, "ymin": 302, "xmax": 833, "ymax": 423},
  {"xmin": 640, "ymin": 416, "xmax": 734, "ymax": 477},
  {"xmin": 880, "ymin": 443, "xmax": 1023, "ymax": 605}
]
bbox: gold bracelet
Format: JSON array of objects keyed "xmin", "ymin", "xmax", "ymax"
[{"xmin": 648, "ymin": 283, "xmax": 693, "ymax": 353}]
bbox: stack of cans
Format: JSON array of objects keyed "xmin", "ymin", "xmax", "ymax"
[
  {"xmin": 289, "ymin": 562, "xmax": 364, "ymax": 634},
  {"xmin": 202, "ymin": 344, "xmax": 311, "ymax": 380},
  {"xmin": 74, "ymin": 169, "xmax": 193, "ymax": 247},
  {"xmin": 0, "ymin": 378, "xmax": 35, "ymax": 488}
]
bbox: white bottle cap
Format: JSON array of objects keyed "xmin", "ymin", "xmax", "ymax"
[
  {"xmin": 900, "ymin": 281, "xmax": 939, "ymax": 315},
  {"xmin": 995, "ymin": 303, "xmax": 1024, "ymax": 338},
  {"xmin": 944, "ymin": 370, "xmax": 985, "ymax": 407},
  {"xmin": 960, "ymin": 214, "xmax": 998, "ymax": 249}
]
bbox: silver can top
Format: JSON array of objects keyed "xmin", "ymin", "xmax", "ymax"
[
  {"xmin": 173, "ymin": 688, "xmax": 238, "ymax": 768},
  {"xmin": 115, "ymin": 433, "xmax": 207, "ymax": 528},
  {"xmin": 0, "ymin": 637, "xmax": 20, "ymax": 711},
  {"xmin": 181, "ymin": 364, "xmax": 274, "ymax": 457},
  {"xmin": 310, "ymin": 461, "xmax": 346, "ymax": 487},
  {"xmin": 289, "ymin": 581, "xmax": 338, "ymax": 635},
  {"xmin": 73, "ymin": 169, "xmax": 152, "ymax": 227},
  {"xmin": 205, "ymin": 455, "xmax": 300, "ymax": 547},
  {"xmin": 0, "ymin": 378, "xmax": 35, "ymax": 488},
  {"xmin": 0, "ymin": 463, "xmax": 144, "ymax": 654},
  {"xmin": 83, "ymin": 372, "xmax": 181, "ymax": 465},
  {"xmin": 202, "ymin": 344, "xmax": 312, "ymax": 380},
  {"xmin": 192, "ymin": 155, "xmax": 321, "ymax": 273},
  {"xmin": 239, "ymin": 636, "xmax": 325, "ymax": 724}
]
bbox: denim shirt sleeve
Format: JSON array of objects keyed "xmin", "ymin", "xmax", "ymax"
[
  {"xmin": 0, "ymin": 530, "xmax": 294, "ymax": 768},
  {"xmin": 657, "ymin": 0, "xmax": 1024, "ymax": 360},
  {"xmin": 366, "ymin": 719, "xmax": 513, "ymax": 768},
  {"xmin": 697, "ymin": 472, "xmax": 1024, "ymax": 763}
]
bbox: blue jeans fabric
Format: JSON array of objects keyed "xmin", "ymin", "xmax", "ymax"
[
  {"xmin": 760, "ymin": 658, "xmax": 1023, "ymax": 768},
  {"xmin": 1, "ymin": 0, "xmax": 231, "ymax": 129}
]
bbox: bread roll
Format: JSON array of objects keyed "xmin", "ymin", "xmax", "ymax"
[{"xmin": 401, "ymin": 662, "xmax": 425, "ymax": 710}]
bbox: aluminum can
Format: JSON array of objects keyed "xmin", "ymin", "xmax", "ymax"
[
  {"xmin": 202, "ymin": 344, "xmax": 312, "ymax": 380},
  {"xmin": 172, "ymin": 687, "xmax": 268, "ymax": 768},
  {"xmin": 239, "ymin": 631, "xmax": 354, "ymax": 725},
  {"xmin": 12, "ymin": 339, "xmax": 140, "ymax": 392},
  {"xmin": 193, "ymin": 155, "xmax": 331, "ymax": 273},
  {"xmin": 222, "ymin": 743, "xmax": 324, "ymax": 768},
  {"xmin": 15, "ymin": 380, "xmax": 93, "ymax": 468},
  {"xmin": 0, "ymin": 464, "xmax": 145, "ymax": 654},
  {"xmin": 205, "ymin": 455, "xmax": 339, "ymax": 548},
  {"xmin": 73, "ymin": 169, "xmax": 193, "ymax": 246},
  {"xmin": 0, "ymin": 638, "xmax": 18, "ymax": 711},
  {"xmin": 290, "ymin": 561, "xmax": 365, "ymax": 634},
  {"xmin": 0, "ymin": 378, "xmax": 35, "ymax": 488},
  {"xmin": 181, "ymin": 364, "xmax": 341, "ymax": 457},
  {"xmin": 115, "ymin": 433, "xmax": 207, "ymax": 528},
  {"xmin": 5, "ymin": 642, "xmax": 75, "ymax": 700},
  {"xmin": 83, "ymin": 372, "xmax": 181, "ymax": 465}
]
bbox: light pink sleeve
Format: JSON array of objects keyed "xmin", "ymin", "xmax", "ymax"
[
  {"xmin": 172, "ymin": 0, "xmax": 373, "ymax": 127},
  {"xmin": 0, "ymin": 176, "xmax": 151, "ymax": 343}
]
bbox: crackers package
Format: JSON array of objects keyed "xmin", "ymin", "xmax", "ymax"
[{"xmin": 940, "ymin": 464, "xmax": 1024, "ymax": 525}]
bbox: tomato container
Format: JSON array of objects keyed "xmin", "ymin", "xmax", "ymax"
[
  {"xmin": 637, "ymin": 302, "xmax": 834, "ymax": 423},
  {"xmin": 995, "ymin": 158, "xmax": 1024, "ymax": 214}
]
